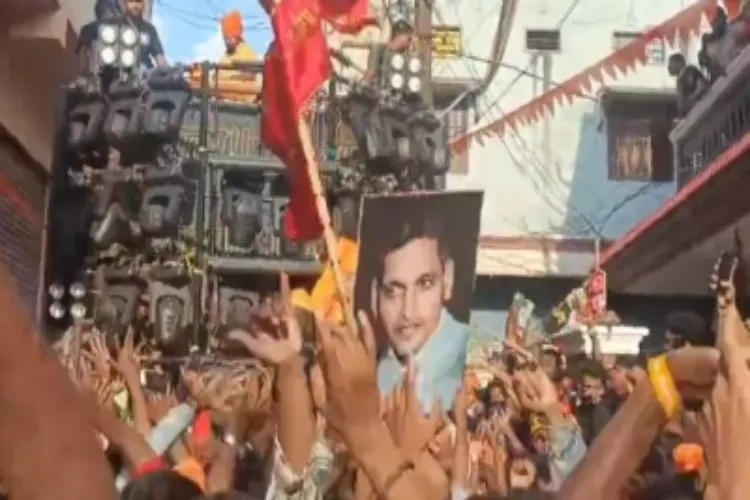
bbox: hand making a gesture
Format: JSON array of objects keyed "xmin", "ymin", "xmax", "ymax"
[
  {"xmin": 314, "ymin": 310, "xmax": 380, "ymax": 445},
  {"xmin": 228, "ymin": 273, "xmax": 303, "ymax": 366}
]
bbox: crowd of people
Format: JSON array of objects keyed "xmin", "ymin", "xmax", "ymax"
[
  {"xmin": 0, "ymin": 254, "xmax": 746, "ymax": 500},
  {"xmin": 25, "ymin": 1, "xmax": 750, "ymax": 499}
]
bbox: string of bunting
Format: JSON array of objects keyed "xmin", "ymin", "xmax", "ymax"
[{"xmin": 450, "ymin": 0, "xmax": 719, "ymax": 155}]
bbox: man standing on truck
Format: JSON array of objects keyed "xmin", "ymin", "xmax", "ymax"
[
  {"xmin": 217, "ymin": 11, "xmax": 262, "ymax": 103},
  {"xmin": 363, "ymin": 19, "xmax": 414, "ymax": 86},
  {"xmin": 77, "ymin": 0, "xmax": 167, "ymax": 72},
  {"xmin": 122, "ymin": 0, "xmax": 168, "ymax": 69}
]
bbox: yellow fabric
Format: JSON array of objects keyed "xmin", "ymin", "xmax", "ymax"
[
  {"xmin": 648, "ymin": 355, "xmax": 683, "ymax": 420},
  {"xmin": 530, "ymin": 415, "xmax": 546, "ymax": 437},
  {"xmin": 214, "ymin": 42, "xmax": 261, "ymax": 103},
  {"xmin": 292, "ymin": 237, "xmax": 359, "ymax": 324},
  {"xmin": 173, "ymin": 457, "xmax": 206, "ymax": 491}
]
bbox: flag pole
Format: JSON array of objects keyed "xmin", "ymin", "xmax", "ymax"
[{"xmin": 296, "ymin": 119, "xmax": 358, "ymax": 334}]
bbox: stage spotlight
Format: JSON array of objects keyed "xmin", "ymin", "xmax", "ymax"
[
  {"xmin": 383, "ymin": 52, "xmax": 425, "ymax": 99},
  {"xmin": 219, "ymin": 286, "xmax": 261, "ymax": 329},
  {"xmin": 95, "ymin": 23, "xmax": 140, "ymax": 71},
  {"xmin": 70, "ymin": 282, "xmax": 86, "ymax": 299},
  {"xmin": 141, "ymin": 68, "xmax": 192, "ymax": 142},
  {"xmin": 221, "ymin": 188, "xmax": 263, "ymax": 248},
  {"xmin": 49, "ymin": 283, "xmax": 65, "ymax": 300},
  {"xmin": 149, "ymin": 281, "xmax": 192, "ymax": 346},
  {"xmin": 70, "ymin": 302, "xmax": 87, "ymax": 320},
  {"xmin": 139, "ymin": 183, "xmax": 186, "ymax": 235},
  {"xmin": 408, "ymin": 110, "xmax": 450, "ymax": 174},
  {"xmin": 96, "ymin": 283, "xmax": 141, "ymax": 328},
  {"xmin": 63, "ymin": 79, "xmax": 108, "ymax": 152},
  {"xmin": 49, "ymin": 301, "xmax": 65, "ymax": 319},
  {"xmin": 102, "ymin": 77, "xmax": 145, "ymax": 151}
]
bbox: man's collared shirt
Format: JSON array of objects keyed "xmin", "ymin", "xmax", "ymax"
[{"xmin": 377, "ymin": 308, "xmax": 469, "ymax": 412}]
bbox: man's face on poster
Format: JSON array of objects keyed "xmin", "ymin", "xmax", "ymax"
[{"xmin": 372, "ymin": 237, "xmax": 454, "ymax": 356}]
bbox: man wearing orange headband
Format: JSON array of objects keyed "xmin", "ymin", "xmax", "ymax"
[{"xmin": 217, "ymin": 11, "xmax": 261, "ymax": 102}]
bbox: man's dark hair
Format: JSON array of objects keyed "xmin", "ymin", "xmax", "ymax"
[
  {"xmin": 391, "ymin": 20, "xmax": 413, "ymax": 37},
  {"xmin": 367, "ymin": 197, "xmax": 450, "ymax": 279},
  {"xmin": 578, "ymin": 359, "xmax": 607, "ymax": 382},
  {"xmin": 614, "ymin": 354, "xmax": 638, "ymax": 369},
  {"xmin": 120, "ymin": 470, "xmax": 203, "ymax": 500},
  {"xmin": 666, "ymin": 311, "xmax": 711, "ymax": 346},
  {"xmin": 95, "ymin": 0, "xmax": 122, "ymax": 19}
]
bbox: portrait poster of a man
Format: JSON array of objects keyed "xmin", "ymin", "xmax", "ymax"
[{"xmin": 354, "ymin": 191, "xmax": 483, "ymax": 412}]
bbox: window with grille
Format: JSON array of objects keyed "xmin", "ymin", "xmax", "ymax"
[
  {"xmin": 526, "ymin": 29, "xmax": 561, "ymax": 52},
  {"xmin": 613, "ymin": 31, "xmax": 665, "ymax": 65},
  {"xmin": 607, "ymin": 115, "xmax": 673, "ymax": 182}
]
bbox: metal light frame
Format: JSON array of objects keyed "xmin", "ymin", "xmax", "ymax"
[
  {"xmin": 95, "ymin": 22, "xmax": 141, "ymax": 71},
  {"xmin": 383, "ymin": 51, "xmax": 425, "ymax": 97}
]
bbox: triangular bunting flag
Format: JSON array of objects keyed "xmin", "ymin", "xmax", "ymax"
[
  {"xmin": 603, "ymin": 63, "xmax": 618, "ymax": 81},
  {"xmin": 449, "ymin": 0, "xmax": 716, "ymax": 154},
  {"xmin": 588, "ymin": 67, "xmax": 604, "ymax": 86},
  {"xmin": 577, "ymin": 75, "xmax": 593, "ymax": 95}
]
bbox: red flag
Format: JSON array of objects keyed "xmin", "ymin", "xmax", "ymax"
[
  {"xmin": 261, "ymin": 0, "xmax": 332, "ymax": 242},
  {"xmin": 321, "ymin": 0, "xmax": 378, "ymax": 34}
]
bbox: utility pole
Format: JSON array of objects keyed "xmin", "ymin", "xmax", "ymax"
[{"xmin": 414, "ymin": 0, "xmax": 433, "ymax": 105}]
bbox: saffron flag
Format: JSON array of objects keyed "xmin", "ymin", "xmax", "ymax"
[{"xmin": 261, "ymin": 0, "xmax": 332, "ymax": 241}]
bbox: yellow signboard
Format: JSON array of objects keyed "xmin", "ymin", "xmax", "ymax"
[{"xmin": 432, "ymin": 26, "xmax": 462, "ymax": 58}]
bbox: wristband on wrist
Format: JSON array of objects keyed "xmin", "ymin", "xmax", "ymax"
[{"xmin": 648, "ymin": 354, "xmax": 682, "ymax": 419}]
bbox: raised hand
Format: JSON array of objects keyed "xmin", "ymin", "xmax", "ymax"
[
  {"xmin": 315, "ymin": 310, "xmax": 380, "ymax": 444},
  {"xmin": 228, "ymin": 273, "xmax": 302, "ymax": 365},
  {"xmin": 383, "ymin": 358, "xmax": 444, "ymax": 461},
  {"xmin": 509, "ymin": 457, "xmax": 537, "ymax": 490},
  {"xmin": 512, "ymin": 366, "xmax": 558, "ymax": 415},
  {"xmin": 242, "ymin": 368, "xmax": 273, "ymax": 421},
  {"xmin": 113, "ymin": 328, "xmax": 146, "ymax": 383},
  {"xmin": 702, "ymin": 251, "xmax": 750, "ymax": 495},
  {"xmin": 183, "ymin": 369, "xmax": 247, "ymax": 413},
  {"xmin": 82, "ymin": 333, "xmax": 113, "ymax": 383}
]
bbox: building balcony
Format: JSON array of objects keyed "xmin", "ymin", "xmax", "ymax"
[
  {"xmin": 671, "ymin": 45, "xmax": 750, "ymax": 189},
  {"xmin": 600, "ymin": 45, "xmax": 750, "ymax": 296}
]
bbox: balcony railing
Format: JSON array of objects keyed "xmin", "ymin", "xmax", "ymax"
[
  {"xmin": 181, "ymin": 61, "xmax": 355, "ymax": 168},
  {"xmin": 671, "ymin": 46, "xmax": 750, "ymax": 189}
]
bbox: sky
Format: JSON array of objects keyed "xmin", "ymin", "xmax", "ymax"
[{"xmin": 152, "ymin": 0, "xmax": 273, "ymax": 64}]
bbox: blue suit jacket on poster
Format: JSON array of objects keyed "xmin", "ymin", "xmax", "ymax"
[{"xmin": 377, "ymin": 308, "xmax": 468, "ymax": 413}]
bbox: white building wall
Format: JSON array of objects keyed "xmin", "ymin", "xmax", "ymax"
[{"xmin": 433, "ymin": 0, "xmax": 709, "ymax": 276}]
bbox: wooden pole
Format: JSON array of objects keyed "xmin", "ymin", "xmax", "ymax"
[
  {"xmin": 297, "ymin": 120, "xmax": 358, "ymax": 334},
  {"xmin": 594, "ymin": 238, "xmax": 600, "ymax": 270},
  {"xmin": 414, "ymin": 0, "xmax": 433, "ymax": 105}
]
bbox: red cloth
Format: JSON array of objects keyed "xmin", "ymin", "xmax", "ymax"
[
  {"xmin": 321, "ymin": 0, "xmax": 378, "ymax": 34},
  {"xmin": 261, "ymin": 0, "xmax": 332, "ymax": 242},
  {"xmin": 192, "ymin": 410, "xmax": 212, "ymax": 444},
  {"xmin": 134, "ymin": 457, "xmax": 167, "ymax": 478},
  {"xmin": 725, "ymin": 0, "xmax": 741, "ymax": 18}
]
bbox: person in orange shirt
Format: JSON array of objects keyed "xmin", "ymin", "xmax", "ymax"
[{"xmin": 190, "ymin": 11, "xmax": 262, "ymax": 102}]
